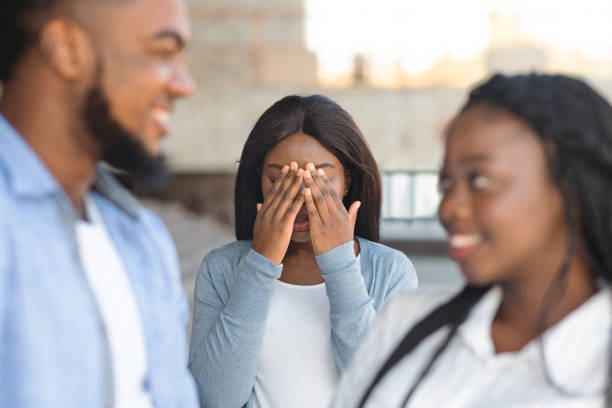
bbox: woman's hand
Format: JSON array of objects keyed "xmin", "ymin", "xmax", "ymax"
[
  {"xmin": 303, "ymin": 163, "xmax": 361, "ymax": 255},
  {"xmin": 252, "ymin": 162, "xmax": 305, "ymax": 264}
]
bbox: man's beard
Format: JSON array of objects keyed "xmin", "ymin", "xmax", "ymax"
[{"xmin": 81, "ymin": 80, "xmax": 169, "ymax": 190}]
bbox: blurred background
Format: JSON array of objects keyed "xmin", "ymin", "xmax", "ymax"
[{"xmin": 137, "ymin": 0, "xmax": 612, "ymax": 314}]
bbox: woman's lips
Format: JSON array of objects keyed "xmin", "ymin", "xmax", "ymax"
[
  {"xmin": 293, "ymin": 215, "xmax": 310, "ymax": 232},
  {"xmin": 447, "ymin": 233, "xmax": 482, "ymax": 261}
]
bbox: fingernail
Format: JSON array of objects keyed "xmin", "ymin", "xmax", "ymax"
[
  {"xmin": 304, "ymin": 170, "xmax": 311, "ymax": 178},
  {"xmin": 304, "ymin": 188, "xmax": 311, "ymax": 195},
  {"xmin": 318, "ymin": 169, "xmax": 325, "ymax": 176},
  {"xmin": 290, "ymin": 162, "xmax": 298, "ymax": 170},
  {"xmin": 282, "ymin": 165, "xmax": 289, "ymax": 174},
  {"xmin": 297, "ymin": 169, "xmax": 304, "ymax": 177},
  {"xmin": 307, "ymin": 163, "xmax": 315, "ymax": 171}
]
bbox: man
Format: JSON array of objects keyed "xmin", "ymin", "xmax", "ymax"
[{"xmin": 0, "ymin": 0, "xmax": 198, "ymax": 406}]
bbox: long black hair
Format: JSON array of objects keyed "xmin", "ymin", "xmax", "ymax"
[
  {"xmin": 234, "ymin": 94, "xmax": 382, "ymax": 242},
  {"xmin": 359, "ymin": 73, "xmax": 612, "ymax": 406}
]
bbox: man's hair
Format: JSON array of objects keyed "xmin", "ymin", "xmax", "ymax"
[
  {"xmin": 0, "ymin": 1, "xmax": 61, "ymax": 81},
  {"xmin": 0, "ymin": 0, "xmax": 127, "ymax": 82},
  {"xmin": 234, "ymin": 94, "xmax": 382, "ymax": 242},
  {"xmin": 358, "ymin": 73, "xmax": 612, "ymax": 406}
]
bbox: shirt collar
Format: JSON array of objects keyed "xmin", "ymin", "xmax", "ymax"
[
  {"xmin": 457, "ymin": 285, "xmax": 611, "ymax": 384},
  {"xmin": 456, "ymin": 285, "xmax": 502, "ymax": 358},
  {"xmin": 538, "ymin": 286, "xmax": 611, "ymax": 394},
  {"xmin": 0, "ymin": 114, "xmax": 141, "ymax": 220},
  {"xmin": 0, "ymin": 113, "xmax": 60, "ymax": 197},
  {"xmin": 92, "ymin": 166, "xmax": 141, "ymax": 220}
]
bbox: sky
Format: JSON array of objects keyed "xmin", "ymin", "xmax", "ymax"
[{"xmin": 304, "ymin": 0, "xmax": 612, "ymax": 81}]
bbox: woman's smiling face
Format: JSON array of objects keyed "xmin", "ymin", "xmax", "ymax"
[
  {"xmin": 438, "ymin": 105, "xmax": 569, "ymax": 285},
  {"xmin": 261, "ymin": 132, "xmax": 348, "ymax": 243}
]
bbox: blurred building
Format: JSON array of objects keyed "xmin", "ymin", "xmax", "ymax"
[
  {"xmin": 378, "ymin": 12, "xmax": 612, "ymax": 89},
  {"xmin": 153, "ymin": 0, "xmax": 466, "ymax": 292},
  {"xmin": 186, "ymin": 0, "xmax": 317, "ymax": 88},
  {"xmin": 149, "ymin": 0, "xmax": 612, "ymax": 293},
  {"xmin": 169, "ymin": 0, "xmax": 462, "ymax": 176}
]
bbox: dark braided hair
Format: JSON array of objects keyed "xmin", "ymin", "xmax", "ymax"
[{"xmin": 358, "ymin": 73, "xmax": 612, "ymax": 407}]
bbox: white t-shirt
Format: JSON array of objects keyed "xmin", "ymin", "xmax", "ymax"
[
  {"xmin": 75, "ymin": 196, "xmax": 153, "ymax": 408},
  {"xmin": 253, "ymin": 279, "xmax": 337, "ymax": 408},
  {"xmin": 333, "ymin": 286, "xmax": 610, "ymax": 407}
]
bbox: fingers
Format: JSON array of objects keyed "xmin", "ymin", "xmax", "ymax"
[
  {"xmin": 275, "ymin": 167, "xmax": 304, "ymax": 221},
  {"xmin": 262, "ymin": 164, "xmax": 289, "ymax": 211},
  {"xmin": 303, "ymin": 188, "xmax": 321, "ymax": 226},
  {"xmin": 267, "ymin": 162, "xmax": 299, "ymax": 212},
  {"xmin": 347, "ymin": 201, "xmax": 361, "ymax": 227},
  {"xmin": 304, "ymin": 164, "xmax": 331, "ymax": 222},
  {"xmin": 257, "ymin": 203, "xmax": 262, "ymax": 212},
  {"xmin": 315, "ymin": 168, "xmax": 341, "ymax": 213},
  {"xmin": 283, "ymin": 192, "xmax": 305, "ymax": 223},
  {"xmin": 317, "ymin": 168, "xmax": 346, "ymax": 211}
]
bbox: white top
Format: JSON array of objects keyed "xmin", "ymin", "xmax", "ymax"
[
  {"xmin": 253, "ymin": 279, "xmax": 337, "ymax": 408},
  {"xmin": 75, "ymin": 196, "xmax": 153, "ymax": 408},
  {"xmin": 332, "ymin": 286, "xmax": 611, "ymax": 408}
]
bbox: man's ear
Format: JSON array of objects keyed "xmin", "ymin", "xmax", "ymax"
[
  {"xmin": 343, "ymin": 169, "xmax": 353, "ymax": 197},
  {"xmin": 39, "ymin": 18, "xmax": 95, "ymax": 82}
]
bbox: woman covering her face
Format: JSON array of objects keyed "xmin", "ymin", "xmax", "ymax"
[
  {"xmin": 188, "ymin": 95, "xmax": 418, "ymax": 408},
  {"xmin": 332, "ymin": 73, "xmax": 612, "ymax": 407}
]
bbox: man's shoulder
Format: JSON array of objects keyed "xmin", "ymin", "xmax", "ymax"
[
  {"xmin": 0, "ymin": 163, "xmax": 11, "ymax": 198},
  {"xmin": 0, "ymin": 171, "xmax": 14, "ymax": 226},
  {"xmin": 93, "ymin": 166, "xmax": 143, "ymax": 219},
  {"xmin": 0, "ymin": 179, "xmax": 11, "ymax": 271},
  {"xmin": 137, "ymin": 205, "xmax": 170, "ymax": 235}
]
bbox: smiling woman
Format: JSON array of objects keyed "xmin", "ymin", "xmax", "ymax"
[
  {"xmin": 331, "ymin": 73, "xmax": 612, "ymax": 407},
  {"xmin": 188, "ymin": 94, "xmax": 418, "ymax": 408}
]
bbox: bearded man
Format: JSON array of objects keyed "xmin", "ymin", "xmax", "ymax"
[{"xmin": 0, "ymin": 0, "xmax": 198, "ymax": 406}]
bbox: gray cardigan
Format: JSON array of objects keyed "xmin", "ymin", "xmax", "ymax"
[{"xmin": 188, "ymin": 237, "xmax": 418, "ymax": 408}]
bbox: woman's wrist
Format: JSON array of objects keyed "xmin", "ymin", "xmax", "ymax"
[{"xmin": 315, "ymin": 240, "xmax": 356, "ymax": 275}]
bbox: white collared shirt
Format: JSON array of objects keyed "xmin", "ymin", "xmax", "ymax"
[{"xmin": 332, "ymin": 286, "xmax": 610, "ymax": 407}]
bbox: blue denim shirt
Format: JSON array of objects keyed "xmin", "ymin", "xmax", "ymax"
[{"xmin": 0, "ymin": 115, "xmax": 198, "ymax": 407}]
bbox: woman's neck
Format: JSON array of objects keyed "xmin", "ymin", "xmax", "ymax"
[
  {"xmin": 491, "ymin": 252, "xmax": 595, "ymax": 353},
  {"xmin": 279, "ymin": 239, "xmax": 360, "ymax": 286},
  {"xmin": 280, "ymin": 241, "xmax": 323, "ymax": 285}
]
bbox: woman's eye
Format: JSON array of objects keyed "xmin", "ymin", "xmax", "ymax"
[{"xmin": 469, "ymin": 173, "xmax": 492, "ymax": 190}]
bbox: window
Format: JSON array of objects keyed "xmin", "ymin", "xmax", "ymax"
[{"xmin": 382, "ymin": 171, "xmax": 440, "ymax": 220}]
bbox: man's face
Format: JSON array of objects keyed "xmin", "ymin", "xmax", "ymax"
[{"xmin": 83, "ymin": 0, "xmax": 194, "ymax": 186}]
